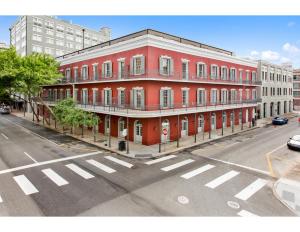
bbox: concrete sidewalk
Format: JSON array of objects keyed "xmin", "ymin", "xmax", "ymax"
[{"xmin": 11, "ymin": 110, "xmax": 260, "ymax": 159}]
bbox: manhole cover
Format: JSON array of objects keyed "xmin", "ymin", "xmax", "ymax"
[
  {"xmin": 227, "ymin": 201, "xmax": 240, "ymax": 209},
  {"xmin": 177, "ymin": 195, "xmax": 189, "ymax": 204}
]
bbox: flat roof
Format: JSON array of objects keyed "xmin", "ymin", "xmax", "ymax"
[{"xmin": 57, "ymin": 29, "xmax": 234, "ymax": 60}]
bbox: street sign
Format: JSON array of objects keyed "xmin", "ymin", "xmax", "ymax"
[{"xmin": 162, "ymin": 128, "xmax": 168, "ymax": 135}]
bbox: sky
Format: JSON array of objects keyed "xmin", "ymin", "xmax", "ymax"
[{"xmin": 1, "ymin": 16, "xmax": 300, "ymax": 67}]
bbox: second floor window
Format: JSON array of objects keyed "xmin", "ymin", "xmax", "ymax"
[
  {"xmin": 182, "ymin": 62, "xmax": 189, "ymax": 80},
  {"xmin": 159, "ymin": 56, "xmax": 173, "ymax": 76},
  {"xmin": 230, "ymin": 68, "xmax": 236, "ymax": 81},
  {"xmin": 197, "ymin": 63, "xmax": 207, "ymax": 78},
  {"xmin": 221, "ymin": 89, "xmax": 228, "ymax": 104},
  {"xmin": 211, "ymin": 65, "xmax": 218, "ymax": 79},
  {"xmin": 65, "ymin": 69, "xmax": 70, "ymax": 81},
  {"xmin": 197, "ymin": 89, "xmax": 206, "ymax": 106},
  {"xmin": 66, "ymin": 89, "xmax": 71, "ymax": 98},
  {"xmin": 210, "ymin": 89, "xmax": 218, "ymax": 105},
  {"xmin": 221, "ymin": 67, "xmax": 228, "ymax": 80},
  {"xmin": 131, "ymin": 88, "xmax": 145, "ymax": 109},
  {"xmin": 74, "ymin": 68, "xmax": 78, "ymax": 81},
  {"xmin": 103, "ymin": 89, "xmax": 112, "ymax": 106},
  {"xmin": 118, "ymin": 59, "xmax": 125, "ymax": 79},
  {"xmin": 160, "ymin": 88, "xmax": 173, "ymax": 108},
  {"xmin": 182, "ymin": 89, "xmax": 189, "ymax": 107},
  {"xmin": 102, "ymin": 61, "xmax": 112, "ymax": 78},
  {"xmin": 81, "ymin": 66, "xmax": 88, "ymax": 80},
  {"xmin": 118, "ymin": 89, "xmax": 125, "ymax": 107},
  {"xmin": 131, "ymin": 56, "xmax": 145, "ymax": 75},
  {"xmin": 93, "ymin": 64, "xmax": 99, "ymax": 80}
]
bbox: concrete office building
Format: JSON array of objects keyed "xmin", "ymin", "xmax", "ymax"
[
  {"xmin": 257, "ymin": 60, "xmax": 293, "ymax": 119},
  {"xmin": 10, "ymin": 16, "xmax": 111, "ymax": 57},
  {"xmin": 293, "ymin": 69, "xmax": 300, "ymax": 110}
]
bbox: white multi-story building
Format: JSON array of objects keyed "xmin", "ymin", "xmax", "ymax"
[
  {"xmin": 257, "ymin": 60, "xmax": 293, "ymax": 119},
  {"xmin": 0, "ymin": 42, "xmax": 9, "ymax": 50},
  {"xmin": 293, "ymin": 69, "xmax": 300, "ymax": 110},
  {"xmin": 10, "ymin": 16, "xmax": 111, "ymax": 57}
]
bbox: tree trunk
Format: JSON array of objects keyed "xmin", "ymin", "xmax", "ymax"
[{"xmin": 27, "ymin": 97, "xmax": 39, "ymax": 122}]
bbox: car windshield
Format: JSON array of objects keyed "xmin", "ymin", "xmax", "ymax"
[{"xmin": 292, "ymin": 135, "xmax": 300, "ymax": 141}]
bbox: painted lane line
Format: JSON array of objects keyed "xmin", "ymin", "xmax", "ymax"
[
  {"xmin": 24, "ymin": 152, "xmax": 38, "ymax": 163},
  {"xmin": 161, "ymin": 159, "xmax": 195, "ymax": 172},
  {"xmin": 197, "ymin": 156, "xmax": 270, "ymax": 177},
  {"xmin": 145, "ymin": 155, "xmax": 177, "ymax": 165},
  {"xmin": 0, "ymin": 151, "xmax": 102, "ymax": 175},
  {"xmin": 0, "ymin": 195, "xmax": 3, "ymax": 203},
  {"xmin": 42, "ymin": 168, "xmax": 69, "ymax": 186},
  {"xmin": 86, "ymin": 159, "xmax": 116, "ymax": 174},
  {"xmin": 104, "ymin": 156, "xmax": 134, "ymax": 168},
  {"xmin": 65, "ymin": 164, "xmax": 94, "ymax": 179},
  {"xmin": 1, "ymin": 133, "xmax": 8, "ymax": 140},
  {"xmin": 237, "ymin": 210, "xmax": 259, "ymax": 217},
  {"xmin": 235, "ymin": 178, "xmax": 268, "ymax": 201},
  {"xmin": 181, "ymin": 164, "xmax": 215, "ymax": 179},
  {"xmin": 13, "ymin": 175, "xmax": 39, "ymax": 195},
  {"xmin": 205, "ymin": 170, "xmax": 240, "ymax": 189}
]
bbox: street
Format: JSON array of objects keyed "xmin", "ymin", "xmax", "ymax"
[{"xmin": 0, "ymin": 113, "xmax": 297, "ymax": 216}]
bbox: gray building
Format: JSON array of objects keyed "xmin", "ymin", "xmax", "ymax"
[
  {"xmin": 257, "ymin": 60, "xmax": 293, "ymax": 119},
  {"xmin": 10, "ymin": 16, "xmax": 111, "ymax": 57}
]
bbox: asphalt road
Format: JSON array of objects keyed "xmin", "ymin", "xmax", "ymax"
[{"xmin": 0, "ymin": 114, "xmax": 296, "ymax": 216}]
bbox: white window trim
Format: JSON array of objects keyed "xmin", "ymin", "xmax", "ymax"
[
  {"xmin": 117, "ymin": 57, "xmax": 125, "ymax": 61},
  {"xmin": 181, "ymin": 87, "xmax": 190, "ymax": 90},
  {"xmin": 181, "ymin": 58, "xmax": 190, "ymax": 63},
  {"xmin": 103, "ymin": 87, "xmax": 111, "ymax": 90},
  {"xmin": 117, "ymin": 87, "xmax": 126, "ymax": 90},
  {"xmin": 161, "ymin": 87, "xmax": 171, "ymax": 90}
]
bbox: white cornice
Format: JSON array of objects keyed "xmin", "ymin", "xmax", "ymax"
[{"xmin": 59, "ymin": 34, "xmax": 258, "ymax": 68}]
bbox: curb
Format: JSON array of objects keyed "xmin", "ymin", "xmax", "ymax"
[
  {"xmin": 10, "ymin": 111, "xmax": 260, "ymax": 160},
  {"xmin": 272, "ymin": 179, "xmax": 298, "ymax": 216}
]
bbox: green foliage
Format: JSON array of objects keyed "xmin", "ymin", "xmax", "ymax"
[
  {"xmin": 53, "ymin": 98, "xmax": 99, "ymax": 130},
  {"xmin": 0, "ymin": 47, "xmax": 21, "ymax": 93},
  {"xmin": 17, "ymin": 52, "xmax": 63, "ymax": 96}
]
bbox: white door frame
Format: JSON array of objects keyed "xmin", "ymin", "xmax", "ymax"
[
  {"xmin": 181, "ymin": 117, "xmax": 188, "ymax": 137},
  {"xmin": 161, "ymin": 119, "xmax": 170, "ymax": 143},
  {"xmin": 134, "ymin": 120, "xmax": 142, "ymax": 143}
]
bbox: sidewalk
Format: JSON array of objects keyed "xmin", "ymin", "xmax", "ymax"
[{"xmin": 11, "ymin": 110, "xmax": 259, "ymax": 159}]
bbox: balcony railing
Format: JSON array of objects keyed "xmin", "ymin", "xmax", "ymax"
[
  {"xmin": 42, "ymin": 97, "xmax": 258, "ymax": 116},
  {"xmin": 56, "ymin": 70, "xmax": 261, "ymax": 86}
]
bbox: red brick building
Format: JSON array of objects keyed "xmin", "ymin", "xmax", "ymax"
[{"xmin": 41, "ymin": 29, "xmax": 259, "ymax": 146}]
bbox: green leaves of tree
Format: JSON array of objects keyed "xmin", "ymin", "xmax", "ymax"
[{"xmin": 53, "ymin": 98, "xmax": 99, "ymax": 130}]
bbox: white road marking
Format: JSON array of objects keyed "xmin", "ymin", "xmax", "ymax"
[
  {"xmin": 86, "ymin": 159, "xmax": 116, "ymax": 174},
  {"xmin": 145, "ymin": 155, "xmax": 177, "ymax": 165},
  {"xmin": 65, "ymin": 163, "xmax": 94, "ymax": 179},
  {"xmin": 13, "ymin": 175, "xmax": 39, "ymax": 195},
  {"xmin": 23, "ymin": 152, "xmax": 38, "ymax": 163},
  {"xmin": 1, "ymin": 133, "xmax": 8, "ymax": 140},
  {"xmin": 161, "ymin": 159, "xmax": 194, "ymax": 172},
  {"xmin": 0, "ymin": 195, "xmax": 3, "ymax": 203},
  {"xmin": 0, "ymin": 151, "xmax": 102, "ymax": 175},
  {"xmin": 181, "ymin": 164, "xmax": 215, "ymax": 179},
  {"xmin": 104, "ymin": 156, "xmax": 133, "ymax": 168},
  {"xmin": 197, "ymin": 156, "xmax": 270, "ymax": 176},
  {"xmin": 205, "ymin": 170, "xmax": 240, "ymax": 189},
  {"xmin": 42, "ymin": 168, "xmax": 69, "ymax": 186},
  {"xmin": 235, "ymin": 178, "xmax": 268, "ymax": 201},
  {"xmin": 237, "ymin": 210, "xmax": 259, "ymax": 217}
]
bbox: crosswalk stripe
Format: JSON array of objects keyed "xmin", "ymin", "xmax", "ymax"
[
  {"xmin": 237, "ymin": 210, "xmax": 259, "ymax": 217},
  {"xmin": 235, "ymin": 178, "xmax": 268, "ymax": 201},
  {"xmin": 205, "ymin": 170, "xmax": 240, "ymax": 189},
  {"xmin": 0, "ymin": 195, "xmax": 3, "ymax": 203},
  {"xmin": 104, "ymin": 156, "xmax": 133, "ymax": 168},
  {"xmin": 13, "ymin": 175, "xmax": 39, "ymax": 195},
  {"xmin": 161, "ymin": 159, "xmax": 194, "ymax": 172},
  {"xmin": 42, "ymin": 168, "xmax": 69, "ymax": 186},
  {"xmin": 65, "ymin": 164, "xmax": 94, "ymax": 179},
  {"xmin": 181, "ymin": 164, "xmax": 215, "ymax": 179},
  {"xmin": 145, "ymin": 155, "xmax": 177, "ymax": 165},
  {"xmin": 86, "ymin": 159, "xmax": 116, "ymax": 173}
]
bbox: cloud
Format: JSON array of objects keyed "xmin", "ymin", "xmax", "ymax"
[
  {"xmin": 250, "ymin": 50, "xmax": 259, "ymax": 57},
  {"xmin": 280, "ymin": 57, "xmax": 291, "ymax": 63},
  {"xmin": 261, "ymin": 50, "xmax": 280, "ymax": 61},
  {"xmin": 288, "ymin": 21, "xmax": 296, "ymax": 27},
  {"xmin": 282, "ymin": 42, "xmax": 300, "ymax": 53}
]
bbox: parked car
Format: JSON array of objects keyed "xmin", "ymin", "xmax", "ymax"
[
  {"xmin": 0, "ymin": 106, "xmax": 10, "ymax": 114},
  {"xmin": 272, "ymin": 117, "xmax": 288, "ymax": 125},
  {"xmin": 287, "ymin": 135, "xmax": 300, "ymax": 151}
]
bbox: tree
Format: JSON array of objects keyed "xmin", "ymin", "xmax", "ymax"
[
  {"xmin": 53, "ymin": 98, "xmax": 100, "ymax": 135},
  {"xmin": 0, "ymin": 48, "xmax": 21, "ymax": 106},
  {"xmin": 17, "ymin": 52, "xmax": 63, "ymax": 121}
]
